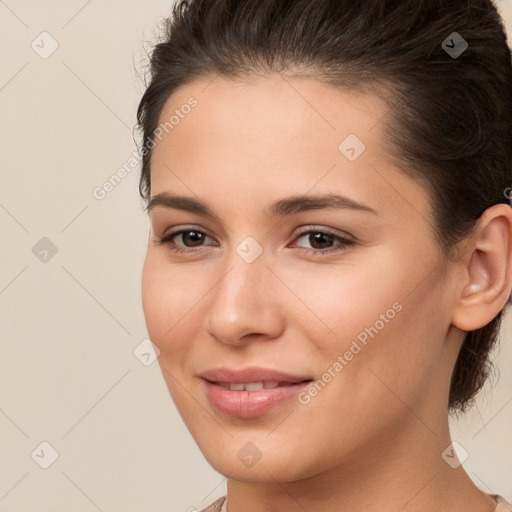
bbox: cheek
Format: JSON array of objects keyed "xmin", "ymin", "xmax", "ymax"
[
  {"xmin": 330, "ymin": 278, "xmax": 447, "ymax": 419},
  {"xmin": 291, "ymin": 256, "xmax": 444, "ymax": 409},
  {"xmin": 141, "ymin": 251, "xmax": 199, "ymax": 353},
  {"xmin": 274, "ymin": 253, "xmax": 406, "ymax": 349},
  {"xmin": 141, "ymin": 254, "xmax": 205, "ymax": 414}
]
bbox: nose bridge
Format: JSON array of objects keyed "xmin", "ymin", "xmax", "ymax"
[
  {"xmin": 206, "ymin": 241, "xmax": 282, "ymax": 344},
  {"xmin": 217, "ymin": 234, "xmax": 269, "ymax": 304}
]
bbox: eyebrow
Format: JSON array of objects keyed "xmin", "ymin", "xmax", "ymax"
[{"xmin": 145, "ymin": 192, "xmax": 378, "ymax": 217}]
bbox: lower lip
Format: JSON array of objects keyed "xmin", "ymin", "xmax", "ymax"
[{"xmin": 202, "ymin": 379, "xmax": 312, "ymax": 419}]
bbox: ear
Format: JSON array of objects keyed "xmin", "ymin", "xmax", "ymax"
[{"xmin": 451, "ymin": 204, "xmax": 512, "ymax": 332}]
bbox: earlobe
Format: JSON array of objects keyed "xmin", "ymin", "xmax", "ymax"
[{"xmin": 452, "ymin": 204, "xmax": 512, "ymax": 332}]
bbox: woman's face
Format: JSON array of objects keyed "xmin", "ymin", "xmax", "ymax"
[{"xmin": 141, "ymin": 74, "xmax": 460, "ymax": 481}]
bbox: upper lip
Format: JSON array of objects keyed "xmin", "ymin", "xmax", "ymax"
[{"xmin": 200, "ymin": 366, "xmax": 313, "ymax": 384}]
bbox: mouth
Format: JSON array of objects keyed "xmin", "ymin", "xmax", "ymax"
[
  {"xmin": 201, "ymin": 378, "xmax": 314, "ymax": 418},
  {"xmin": 204, "ymin": 379, "xmax": 313, "ymax": 390},
  {"xmin": 199, "ymin": 366, "xmax": 313, "ymax": 385}
]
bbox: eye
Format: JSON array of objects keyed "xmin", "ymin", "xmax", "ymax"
[
  {"xmin": 153, "ymin": 226, "xmax": 355, "ymax": 256},
  {"xmin": 153, "ymin": 228, "xmax": 216, "ymax": 253},
  {"xmin": 290, "ymin": 227, "xmax": 355, "ymax": 255}
]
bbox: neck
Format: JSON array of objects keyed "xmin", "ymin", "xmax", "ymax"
[{"xmin": 224, "ymin": 411, "xmax": 495, "ymax": 512}]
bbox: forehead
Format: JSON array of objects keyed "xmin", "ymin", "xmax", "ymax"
[
  {"xmin": 149, "ymin": 74, "xmax": 431, "ymax": 228},
  {"xmin": 155, "ymin": 74, "xmax": 390, "ymax": 159}
]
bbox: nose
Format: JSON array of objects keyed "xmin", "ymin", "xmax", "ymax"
[{"xmin": 206, "ymin": 249, "xmax": 284, "ymax": 346}]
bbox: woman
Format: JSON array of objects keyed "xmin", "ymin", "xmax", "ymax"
[{"xmin": 136, "ymin": 0, "xmax": 512, "ymax": 510}]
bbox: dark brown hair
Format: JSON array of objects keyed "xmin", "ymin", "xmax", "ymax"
[{"xmin": 136, "ymin": 0, "xmax": 512, "ymax": 413}]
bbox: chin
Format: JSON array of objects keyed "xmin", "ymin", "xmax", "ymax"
[{"xmin": 196, "ymin": 441, "xmax": 319, "ymax": 483}]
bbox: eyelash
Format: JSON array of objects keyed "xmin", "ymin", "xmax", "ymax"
[{"xmin": 154, "ymin": 226, "xmax": 355, "ymax": 256}]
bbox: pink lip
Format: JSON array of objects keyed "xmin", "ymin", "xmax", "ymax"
[
  {"xmin": 200, "ymin": 366, "xmax": 312, "ymax": 384},
  {"xmin": 202, "ymin": 379, "xmax": 312, "ymax": 418}
]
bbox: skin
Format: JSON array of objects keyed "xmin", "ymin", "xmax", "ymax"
[{"xmin": 141, "ymin": 73, "xmax": 512, "ymax": 512}]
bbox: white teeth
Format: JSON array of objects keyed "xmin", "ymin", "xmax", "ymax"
[
  {"xmin": 244, "ymin": 382, "xmax": 264, "ymax": 391},
  {"xmin": 216, "ymin": 381, "xmax": 282, "ymax": 390}
]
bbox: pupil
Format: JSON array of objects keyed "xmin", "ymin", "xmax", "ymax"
[
  {"xmin": 310, "ymin": 232, "xmax": 332, "ymax": 249},
  {"xmin": 184, "ymin": 231, "xmax": 204, "ymax": 246}
]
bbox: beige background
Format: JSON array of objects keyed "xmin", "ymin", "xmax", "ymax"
[{"xmin": 0, "ymin": 1, "xmax": 511, "ymax": 511}]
